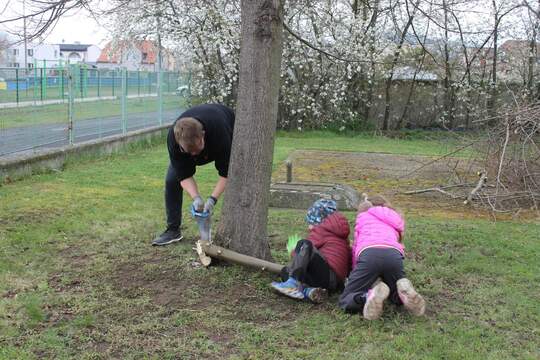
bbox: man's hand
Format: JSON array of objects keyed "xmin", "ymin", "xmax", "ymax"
[
  {"xmin": 192, "ymin": 195, "xmax": 204, "ymax": 212},
  {"xmin": 203, "ymin": 196, "xmax": 217, "ymax": 214}
]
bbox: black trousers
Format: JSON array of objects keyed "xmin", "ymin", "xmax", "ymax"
[
  {"xmin": 165, "ymin": 164, "xmax": 183, "ymax": 230},
  {"xmin": 338, "ymin": 247, "xmax": 404, "ymax": 313},
  {"xmin": 282, "ymin": 239, "xmax": 338, "ymax": 291}
]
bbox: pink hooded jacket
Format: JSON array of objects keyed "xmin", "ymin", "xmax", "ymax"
[{"xmin": 352, "ymin": 206, "xmax": 405, "ymax": 269}]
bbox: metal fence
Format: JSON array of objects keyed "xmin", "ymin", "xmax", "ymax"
[{"xmin": 0, "ymin": 65, "xmax": 191, "ymax": 157}]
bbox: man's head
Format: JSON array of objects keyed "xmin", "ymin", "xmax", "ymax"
[
  {"xmin": 174, "ymin": 117, "xmax": 205, "ymax": 155},
  {"xmin": 306, "ymin": 199, "xmax": 337, "ymax": 227}
]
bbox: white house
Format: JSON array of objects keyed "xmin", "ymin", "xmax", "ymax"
[{"xmin": 0, "ymin": 41, "xmax": 101, "ymax": 68}]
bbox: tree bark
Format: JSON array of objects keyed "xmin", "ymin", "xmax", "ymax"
[
  {"xmin": 215, "ymin": 0, "xmax": 284, "ymax": 260},
  {"xmin": 488, "ymin": 0, "xmax": 499, "ymax": 122},
  {"xmin": 382, "ymin": 9, "xmax": 415, "ymax": 131},
  {"xmin": 443, "ymin": 0, "xmax": 455, "ymax": 128}
]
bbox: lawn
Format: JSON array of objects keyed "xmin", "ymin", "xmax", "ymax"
[
  {"xmin": 0, "ymin": 85, "xmax": 162, "ymax": 104},
  {"xmin": 0, "ymin": 132, "xmax": 538, "ymax": 359},
  {"xmin": 0, "ymin": 94, "xmax": 186, "ymax": 129}
]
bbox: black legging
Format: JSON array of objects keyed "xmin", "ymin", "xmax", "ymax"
[
  {"xmin": 285, "ymin": 239, "xmax": 338, "ymax": 290},
  {"xmin": 164, "ymin": 164, "xmax": 183, "ymax": 230},
  {"xmin": 338, "ymin": 247, "xmax": 405, "ymax": 313}
]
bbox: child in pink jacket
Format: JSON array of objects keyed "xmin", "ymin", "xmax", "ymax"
[{"xmin": 338, "ymin": 194, "xmax": 426, "ymax": 320}]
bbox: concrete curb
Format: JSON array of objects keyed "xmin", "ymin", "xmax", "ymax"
[{"xmin": 1, "ymin": 124, "xmax": 170, "ymax": 183}]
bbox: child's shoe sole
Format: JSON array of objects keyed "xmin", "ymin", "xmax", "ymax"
[
  {"xmin": 397, "ymin": 278, "xmax": 426, "ymax": 316},
  {"xmin": 306, "ymin": 288, "xmax": 327, "ymax": 303},
  {"xmin": 363, "ymin": 282, "xmax": 390, "ymax": 320}
]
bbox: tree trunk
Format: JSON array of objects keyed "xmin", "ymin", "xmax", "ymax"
[
  {"xmin": 443, "ymin": 0, "xmax": 455, "ymax": 128},
  {"xmin": 527, "ymin": 1, "xmax": 539, "ymax": 100},
  {"xmin": 364, "ymin": 0, "xmax": 380, "ymax": 125},
  {"xmin": 382, "ymin": 11, "xmax": 415, "ymax": 131},
  {"xmin": 488, "ymin": 1, "xmax": 499, "ymax": 122},
  {"xmin": 215, "ymin": 0, "xmax": 284, "ymax": 260}
]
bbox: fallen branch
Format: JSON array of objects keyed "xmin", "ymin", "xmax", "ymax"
[
  {"xmin": 401, "ymin": 142, "xmax": 475, "ymax": 178},
  {"xmin": 403, "ymin": 182, "xmax": 475, "ymax": 195}
]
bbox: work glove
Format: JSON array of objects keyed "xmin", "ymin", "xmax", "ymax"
[
  {"xmin": 203, "ymin": 196, "xmax": 217, "ymax": 215},
  {"xmin": 192, "ymin": 195, "xmax": 204, "ymax": 212}
]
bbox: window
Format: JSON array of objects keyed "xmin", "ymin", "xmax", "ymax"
[
  {"xmin": 142, "ymin": 52, "xmax": 148, "ymax": 62},
  {"xmin": 54, "ymin": 50, "xmax": 58, "ymax": 58},
  {"xmin": 28, "ymin": 49, "xmax": 33, "ymax": 56},
  {"xmin": 12, "ymin": 49, "xmax": 19, "ymax": 56},
  {"xmin": 28, "ymin": 63, "xmax": 33, "ymax": 69},
  {"xmin": 12, "ymin": 62, "xmax": 20, "ymax": 68}
]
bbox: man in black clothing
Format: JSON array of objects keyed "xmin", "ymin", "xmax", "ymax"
[{"xmin": 152, "ymin": 103, "xmax": 235, "ymax": 246}]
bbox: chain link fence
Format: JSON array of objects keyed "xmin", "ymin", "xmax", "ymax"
[{"xmin": 0, "ymin": 65, "xmax": 190, "ymax": 157}]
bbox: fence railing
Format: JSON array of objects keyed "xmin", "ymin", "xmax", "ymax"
[{"xmin": 0, "ymin": 65, "xmax": 191, "ymax": 157}]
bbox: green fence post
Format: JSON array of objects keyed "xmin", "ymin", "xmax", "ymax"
[
  {"xmin": 61, "ymin": 67, "xmax": 65, "ymax": 100},
  {"xmin": 33, "ymin": 59, "xmax": 37, "ymax": 101},
  {"xmin": 121, "ymin": 68, "xmax": 127, "ymax": 134},
  {"xmin": 187, "ymin": 68, "xmax": 192, "ymax": 106},
  {"xmin": 158, "ymin": 69, "xmax": 163, "ymax": 125},
  {"xmin": 137, "ymin": 70, "xmax": 140, "ymax": 96},
  {"xmin": 79, "ymin": 66, "xmax": 83, "ymax": 98},
  {"xmin": 68, "ymin": 65, "xmax": 75, "ymax": 145},
  {"xmin": 40, "ymin": 67, "xmax": 44, "ymax": 101},
  {"xmin": 112, "ymin": 70, "xmax": 115, "ymax": 97},
  {"xmin": 14, "ymin": 68, "xmax": 19, "ymax": 104},
  {"xmin": 167, "ymin": 71, "xmax": 170, "ymax": 93},
  {"xmin": 97, "ymin": 69, "xmax": 101, "ymax": 97},
  {"xmin": 125, "ymin": 70, "xmax": 129, "ymax": 96},
  {"xmin": 42, "ymin": 60, "xmax": 47, "ymax": 99},
  {"xmin": 82, "ymin": 65, "xmax": 88, "ymax": 98}
]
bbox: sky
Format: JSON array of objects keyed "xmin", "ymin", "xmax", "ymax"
[{"xmin": 1, "ymin": 1, "xmax": 110, "ymax": 48}]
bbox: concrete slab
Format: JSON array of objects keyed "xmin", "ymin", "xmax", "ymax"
[{"xmin": 269, "ymin": 181, "xmax": 361, "ymax": 211}]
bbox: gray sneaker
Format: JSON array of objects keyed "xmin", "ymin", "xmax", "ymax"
[
  {"xmin": 152, "ymin": 229, "xmax": 183, "ymax": 246},
  {"xmin": 397, "ymin": 278, "xmax": 426, "ymax": 316}
]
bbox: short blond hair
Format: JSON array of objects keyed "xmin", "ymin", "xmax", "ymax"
[{"xmin": 174, "ymin": 117, "xmax": 204, "ymax": 151}]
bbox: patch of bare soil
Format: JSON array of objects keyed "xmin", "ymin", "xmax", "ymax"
[
  {"xmin": 108, "ymin": 250, "xmax": 195, "ymax": 307},
  {"xmin": 108, "ymin": 250, "xmax": 300, "ymax": 320},
  {"xmin": 0, "ymin": 207, "xmax": 64, "ymax": 229},
  {"xmin": 273, "ymin": 150, "xmax": 538, "ymax": 220}
]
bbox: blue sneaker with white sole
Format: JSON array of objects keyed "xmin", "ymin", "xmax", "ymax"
[{"xmin": 270, "ymin": 277, "xmax": 304, "ymax": 299}]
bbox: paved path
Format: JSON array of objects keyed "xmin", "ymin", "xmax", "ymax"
[{"xmin": 0, "ymin": 109, "xmax": 182, "ymax": 157}]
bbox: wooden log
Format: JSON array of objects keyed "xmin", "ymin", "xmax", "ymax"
[
  {"xmin": 195, "ymin": 241, "xmax": 212, "ymax": 267},
  {"xmin": 196, "ymin": 240, "xmax": 284, "ymax": 274}
]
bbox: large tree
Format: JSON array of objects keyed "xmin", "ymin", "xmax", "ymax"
[{"xmin": 215, "ymin": 0, "xmax": 284, "ymax": 260}]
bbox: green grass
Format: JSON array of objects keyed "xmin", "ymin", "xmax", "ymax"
[
  {"xmin": 0, "ymin": 94, "xmax": 187, "ymax": 129},
  {"xmin": 0, "ymin": 132, "xmax": 538, "ymax": 359},
  {"xmin": 0, "ymin": 80, "xmax": 183, "ymax": 103}
]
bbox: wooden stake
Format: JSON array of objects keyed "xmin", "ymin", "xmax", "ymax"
[{"xmin": 196, "ymin": 240, "xmax": 284, "ymax": 274}]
